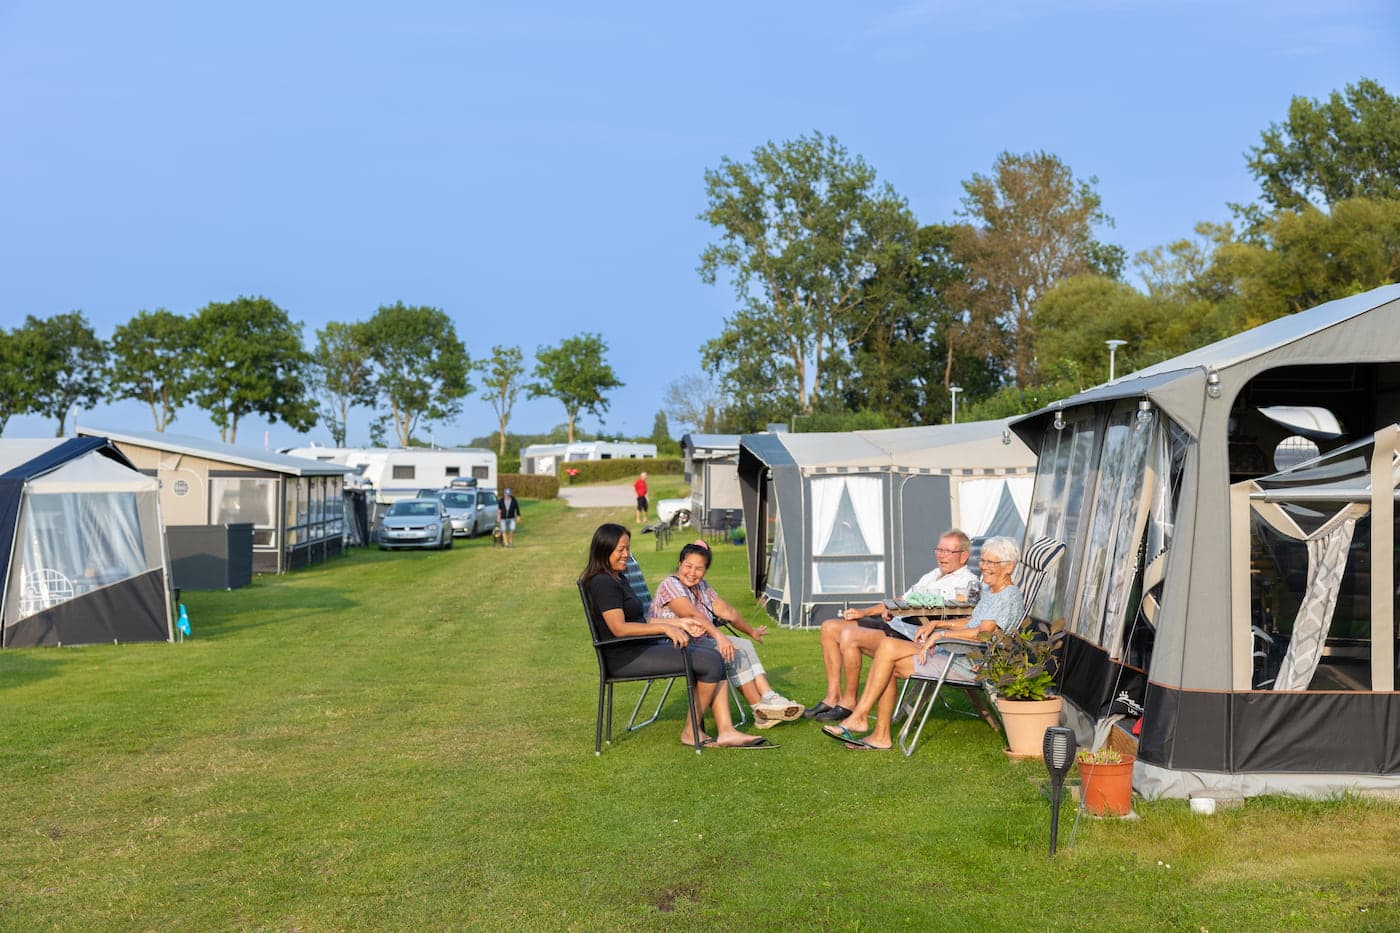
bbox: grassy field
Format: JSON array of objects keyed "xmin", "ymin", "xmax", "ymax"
[{"xmin": 2, "ymin": 492, "xmax": 1398, "ymax": 930}]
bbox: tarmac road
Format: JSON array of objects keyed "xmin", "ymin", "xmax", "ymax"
[{"xmin": 557, "ymin": 482, "xmax": 635, "ymax": 509}]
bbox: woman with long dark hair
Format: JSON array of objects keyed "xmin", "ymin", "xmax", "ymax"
[{"xmin": 580, "ymin": 523, "xmax": 774, "ymax": 748}]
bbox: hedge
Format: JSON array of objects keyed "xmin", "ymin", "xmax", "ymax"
[
  {"xmin": 559, "ymin": 457, "xmax": 681, "ymax": 484},
  {"xmin": 497, "ymin": 473, "xmax": 559, "ymax": 500}
]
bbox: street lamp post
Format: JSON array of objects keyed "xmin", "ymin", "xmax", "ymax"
[
  {"xmin": 1105, "ymin": 339, "xmax": 1127, "ymax": 381},
  {"xmin": 949, "ymin": 385, "xmax": 962, "ymax": 424}
]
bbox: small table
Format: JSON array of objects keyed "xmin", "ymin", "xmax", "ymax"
[{"xmin": 882, "ymin": 599, "xmax": 976, "ymax": 623}]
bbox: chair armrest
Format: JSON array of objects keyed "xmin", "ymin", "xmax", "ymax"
[
  {"xmin": 933, "ymin": 637, "xmax": 986, "ymax": 653},
  {"xmin": 593, "ymin": 632, "xmax": 667, "ymax": 648}
]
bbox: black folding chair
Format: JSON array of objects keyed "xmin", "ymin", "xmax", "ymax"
[{"xmin": 579, "ymin": 578, "xmax": 704, "ymax": 755}]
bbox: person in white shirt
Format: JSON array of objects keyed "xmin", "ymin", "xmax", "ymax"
[{"xmin": 805, "ymin": 529, "xmax": 976, "ymax": 723}]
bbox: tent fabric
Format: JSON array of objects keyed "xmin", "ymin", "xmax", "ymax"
[
  {"xmin": 740, "ymin": 420, "xmax": 1037, "ymax": 627},
  {"xmin": 1, "ymin": 438, "xmax": 171, "ymax": 649},
  {"xmin": 1010, "ymin": 284, "xmax": 1400, "ymax": 798}
]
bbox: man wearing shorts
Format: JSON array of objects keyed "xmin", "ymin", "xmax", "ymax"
[{"xmin": 633, "ymin": 471, "xmax": 648, "ymax": 524}]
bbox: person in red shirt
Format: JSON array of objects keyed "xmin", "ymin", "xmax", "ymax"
[{"xmin": 633, "ymin": 471, "xmax": 649, "ymax": 523}]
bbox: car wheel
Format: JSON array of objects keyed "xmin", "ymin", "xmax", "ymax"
[
  {"xmin": 466, "ymin": 521, "xmax": 477, "ymax": 539},
  {"xmin": 445, "ymin": 534, "xmax": 453, "ymax": 550}
]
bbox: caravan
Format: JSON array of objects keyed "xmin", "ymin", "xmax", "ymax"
[{"xmin": 280, "ymin": 446, "xmax": 497, "ymax": 503}]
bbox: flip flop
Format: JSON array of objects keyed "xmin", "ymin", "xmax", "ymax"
[
  {"xmin": 680, "ymin": 737, "xmax": 714, "ymax": 749},
  {"xmin": 844, "ymin": 741, "xmax": 891, "ymax": 751},
  {"xmin": 716, "ymin": 736, "xmax": 779, "ymax": 749},
  {"xmin": 822, "ymin": 725, "xmax": 873, "ymax": 749},
  {"xmin": 803, "ymin": 702, "xmax": 833, "ymax": 719}
]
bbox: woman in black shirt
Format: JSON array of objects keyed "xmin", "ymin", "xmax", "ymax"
[{"xmin": 581, "ymin": 523, "xmax": 771, "ymax": 748}]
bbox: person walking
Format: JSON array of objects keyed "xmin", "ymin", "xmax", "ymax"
[
  {"xmin": 497, "ymin": 487, "xmax": 521, "ymax": 548},
  {"xmin": 633, "ymin": 471, "xmax": 649, "ymax": 524}
]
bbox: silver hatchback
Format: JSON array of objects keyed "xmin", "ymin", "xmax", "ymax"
[
  {"xmin": 434, "ymin": 487, "xmax": 499, "ymax": 538},
  {"xmin": 376, "ymin": 498, "xmax": 454, "ymax": 550}
]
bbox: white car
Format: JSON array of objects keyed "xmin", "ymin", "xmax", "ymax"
[{"xmin": 656, "ymin": 498, "xmax": 692, "ymax": 526}]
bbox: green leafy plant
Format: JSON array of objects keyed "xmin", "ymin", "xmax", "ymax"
[{"xmin": 974, "ymin": 617, "xmax": 1066, "ymax": 701}]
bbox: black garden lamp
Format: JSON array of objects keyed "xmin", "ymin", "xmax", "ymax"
[{"xmin": 1043, "ymin": 726, "xmax": 1077, "ymax": 855}]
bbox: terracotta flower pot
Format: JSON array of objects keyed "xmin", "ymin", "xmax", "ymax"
[
  {"xmin": 995, "ymin": 696, "xmax": 1063, "ymax": 759},
  {"xmin": 1078, "ymin": 755, "xmax": 1136, "ymax": 816}
]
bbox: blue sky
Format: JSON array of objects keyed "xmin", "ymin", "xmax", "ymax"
[{"xmin": 2, "ymin": 1, "xmax": 1397, "ymax": 450}]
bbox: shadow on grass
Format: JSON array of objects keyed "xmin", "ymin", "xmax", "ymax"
[
  {"xmin": 184, "ymin": 585, "xmax": 361, "ymax": 641},
  {"xmin": 0, "ymin": 651, "xmax": 62, "ymax": 691}
]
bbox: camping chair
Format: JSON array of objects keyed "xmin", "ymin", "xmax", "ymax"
[
  {"xmin": 623, "ymin": 556, "xmax": 750, "ymax": 726},
  {"xmin": 19, "ymin": 568, "xmax": 76, "ymax": 617},
  {"xmin": 579, "ymin": 577, "xmax": 704, "ymax": 755},
  {"xmin": 895, "ymin": 536, "xmax": 1067, "ymax": 757}
]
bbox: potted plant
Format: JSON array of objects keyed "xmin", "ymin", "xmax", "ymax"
[
  {"xmin": 1076, "ymin": 746, "xmax": 1136, "ymax": 816},
  {"xmin": 973, "ymin": 617, "xmax": 1066, "ymax": 759}
]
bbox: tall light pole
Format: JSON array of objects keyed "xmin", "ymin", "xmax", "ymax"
[
  {"xmin": 1105, "ymin": 339, "xmax": 1127, "ymax": 381},
  {"xmin": 949, "ymin": 385, "xmax": 962, "ymax": 424}
]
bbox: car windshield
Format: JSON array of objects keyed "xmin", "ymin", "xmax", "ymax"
[
  {"xmin": 389, "ymin": 501, "xmax": 438, "ymax": 517},
  {"xmin": 439, "ymin": 493, "xmax": 474, "ymax": 508}
]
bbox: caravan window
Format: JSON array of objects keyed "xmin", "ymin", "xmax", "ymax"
[
  {"xmin": 446, "ymin": 466, "xmax": 460, "ymax": 477},
  {"xmin": 810, "ymin": 475, "xmax": 885, "ymax": 594},
  {"xmin": 392, "ymin": 465, "xmax": 415, "ymax": 480},
  {"xmin": 472, "ymin": 465, "xmax": 490, "ymax": 480},
  {"xmin": 11, "ymin": 492, "xmax": 152, "ymax": 618},
  {"xmin": 1026, "ymin": 413, "xmax": 1100, "ymax": 624},
  {"xmin": 211, "ymin": 476, "xmax": 278, "ymax": 548}
]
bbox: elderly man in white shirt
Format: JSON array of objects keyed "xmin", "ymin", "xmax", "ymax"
[{"xmin": 805, "ymin": 529, "xmax": 976, "ymax": 722}]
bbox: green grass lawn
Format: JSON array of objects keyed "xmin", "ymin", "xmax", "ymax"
[{"xmin": 2, "ymin": 498, "xmax": 1398, "ymax": 930}]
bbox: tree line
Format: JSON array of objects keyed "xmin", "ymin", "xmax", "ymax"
[
  {"xmin": 674, "ymin": 77, "xmax": 1400, "ymax": 433},
  {"xmin": 0, "ymin": 297, "xmax": 622, "ymax": 450}
]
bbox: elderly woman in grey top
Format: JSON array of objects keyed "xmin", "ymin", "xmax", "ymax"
[{"xmin": 821, "ymin": 536, "xmax": 1025, "ymax": 750}]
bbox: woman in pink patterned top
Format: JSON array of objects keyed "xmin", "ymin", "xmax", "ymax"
[{"xmin": 652, "ymin": 541, "xmax": 805, "ymax": 726}]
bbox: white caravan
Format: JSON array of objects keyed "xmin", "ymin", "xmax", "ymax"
[
  {"xmin": 280, "ymin": 446, "xmax": 497, "ymax": 503},
  {"xmin": 519, "ymin": 441, "xmax": 656, "ymax": 475}
]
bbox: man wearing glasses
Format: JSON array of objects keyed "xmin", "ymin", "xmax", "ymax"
[{"xmin": 805, "ymin": 529, "xmax": 978, "ymax": 722}]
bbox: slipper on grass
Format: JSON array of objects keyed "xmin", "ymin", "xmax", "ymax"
[
  {"xmin": 821, "ymin": 725, "xmax": 873, "ymax": 748},
  {"xmin": 844, "ymin": 741, "xmax": 891, "ymax": 751},
  {"xmin": 716, "ymin": 736, "xmax": 779, "ymax": 749}
]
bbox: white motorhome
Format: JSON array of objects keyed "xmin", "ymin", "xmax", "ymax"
[
  {"xmin": 279, "ymin": 446, "xmax": 497, "ymax": 503},
  {"xmin": 519, "ymin": 441, "xmax": 656, "ymax": 475}
]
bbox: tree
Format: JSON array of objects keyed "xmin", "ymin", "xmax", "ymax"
[
  {"xmin": 649, "ymin": 411, "xmax": 671, "ymax": 446},
  {"xmin": 699, "ymin": 131, "xmax": 918, "ymax": 415},
  {"xmin": 477, "ymin": 345, "xmax": 526, "ymax": 457},
  {"xmin": 312, "ymin": 321, "xmax": 375, "ymax": 446},
  {"xmin": 22, "ymin": 312, "xmax": 109, "ymax": 436},
  {"xmin": 360, "ymin": 303, "xmax": 472, "ymax": 448},
  {"xmin": 108, "ymin": 308, "xmax": 195, "ymax": 431},
  {"xmin": 663, "ymin": 373, "xmax": 722, "ymax": 434},
  {"xmin": 190, "ymin": 296, "xmax": 317, "ymax": 443},
  {"xmin": 1246, "ymin": 78, "xmax": 1400, "ymax": 213},
  {"xmin": 954, "ymin": 151, "xmax": 1121, "ymax": 388},
  {"xmin": 0, "ymin": 327, "xmax": 40, "ymax": 435},
  {"xmin": 528, "ymin": 333, "xmax": 621, "ymax": 443}
]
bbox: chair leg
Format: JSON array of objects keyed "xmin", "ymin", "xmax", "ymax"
[
  {"xmin": 728, "ymin": 675, "xmax": 748, "ymax": 726},
  {"xmin": 685, "ymin": 671, "xmax": 703, "ymax": 755},
  {"xmin": 626, "ymin": 677, "xmax": 676, "ymax": 733},
  {"xmin": 605, "ymin": 682, "xmax": 615, "ymax": 746},
  {"xmin": 596, "ymin": 677, "xmax": 607, "ymax": 755},
  {"xmin": 893, "ymin": 678, "xmax": 911, "ymax": 723},
  {"xmin": 898, "ymin": 654, "xmax": 957, "ymax": 757}
]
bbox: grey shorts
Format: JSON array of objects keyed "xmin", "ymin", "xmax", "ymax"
[{"xmin": 499, "ymin": 518, "xmax": 516, "ymax": 532}]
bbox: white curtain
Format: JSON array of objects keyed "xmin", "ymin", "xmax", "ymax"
[
  {"xmin": 958, "ymin": 478, "xmax": 1005, "ymax": 538},
  {"xmin": 812, "ymin": 476, "xmax": 882, "ymax": 555}
]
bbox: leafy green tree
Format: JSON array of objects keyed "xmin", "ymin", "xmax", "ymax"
[
  {"xmin": 0, "ymin": 326, "xmax": 40, "ymax": 435},
  {"xmin": 528, "ymin": 333, "xmax": 621, "ymax": 443},
  {"xmin": 1217, "ymin": 197, "xmax": 1400, "ymax": 326},
  {"xmin": 699, "ymin": 131, "xmax": 918, "ymax": 415},
  {"xmin": 361, "ymin": 303, "xmax": 472, "ymax": 448},
  {"xmin": 312, "ymin": 321, "xmax": 375, "ymax": 446},
  {"xmin": 1246, "ymin": 78, "xmax": 1400, "ymax": 213},
  {"xmin": 21, "ymin": 312, "xmax": 109, "ymax": 436},
  {"xmin": 649, "ymin": 411, "xmax": 671, "ymax": 446},
  {"xmin": 108, "ymin": 308, "xmax": 195, "ymax": 431},
  {"xmin": 954, "ymin": 151, "xmax": 1121, "ymax": 388},
  {"xmin": 190, "ymin": 296, "xmax": 317, "ymax": 443},
  {"xmin": 477, "ymin": 345, "xmax": 526, "ymax": 457}
]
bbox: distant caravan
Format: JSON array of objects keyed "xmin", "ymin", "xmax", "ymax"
[{"xmin": 279, "ymin": 445, "xmax": 497, "ymax": 504}]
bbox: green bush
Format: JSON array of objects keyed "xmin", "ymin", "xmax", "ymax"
[
  {"xmin": 562, "ymin": 457, "xmax": 681, "ymax": 484},
  {"xmin": 497, "ymin": 473, "xmax": 558, "ymax": 500}
]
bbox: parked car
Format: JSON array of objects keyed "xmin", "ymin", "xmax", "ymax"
[
  {"xmin": 432, "ymin": 486, "xmax": 499, "ymax": 538},
  {"xmin": 376, "ymin": 498, "xmax": 454, "ymax": 550}
]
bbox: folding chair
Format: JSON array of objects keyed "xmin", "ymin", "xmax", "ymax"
[
  {"xmin": 895, "ymin": 536, "xmax": 1067, "ymax": 757},
  {"xmin": 579, "ymin": 578, "xmax": 704, "ymax": 755}
]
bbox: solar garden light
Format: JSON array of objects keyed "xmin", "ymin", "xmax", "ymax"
[{"xmin": 1043, "ymin": 726, "xmax": 1077, "ymax": 855}]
